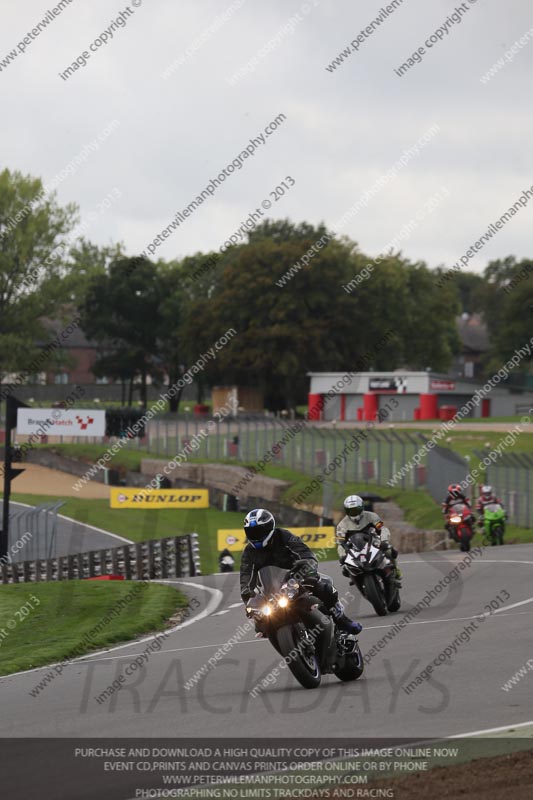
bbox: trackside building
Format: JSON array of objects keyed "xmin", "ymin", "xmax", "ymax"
[{"xmin": 307, "ymin": 371, "xmax": 533, "ymax": 422}]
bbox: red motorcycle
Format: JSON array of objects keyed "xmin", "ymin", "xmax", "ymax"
[{"xmin": 445, "ymin": 502, "xmax": 474, "ymax": 552}]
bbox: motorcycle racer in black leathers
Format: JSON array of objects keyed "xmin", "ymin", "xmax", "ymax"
[{"xmin": 240, "ymin": 508, "xmax": 362, "ymax": 635}]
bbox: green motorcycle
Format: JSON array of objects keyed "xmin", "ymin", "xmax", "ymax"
[{"xmin": 481, "ymin": 502, "xmax": 506, "ymax": 546}]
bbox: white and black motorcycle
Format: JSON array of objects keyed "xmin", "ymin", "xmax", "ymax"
[{"xmin": 339, "ymin": 528, "xmax": 401, "ymax": 616}]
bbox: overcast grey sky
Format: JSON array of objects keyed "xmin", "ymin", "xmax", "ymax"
[{"xmin": 2, "ymin": 0, "xmax": 532, "ymax": 272}]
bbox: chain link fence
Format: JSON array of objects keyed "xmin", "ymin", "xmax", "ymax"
[
  {"xmin": 7, "ymin": 502, "xmax": 64, "ymax": 562},
  {"xmin": 484, "ymin": 453, "xmax": 533, "ymax": 528},
  {"xmin": 426, "ymin": 446, "xmax": 469, "ymax": 504},
  {"xmin": 144, "ymin": 417, "xmax": 432, "ymax": 490}
]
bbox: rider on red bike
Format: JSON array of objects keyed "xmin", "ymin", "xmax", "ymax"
[{"xmin": 442, "ymin": 484, "xmax": 474, "ymax": 537}]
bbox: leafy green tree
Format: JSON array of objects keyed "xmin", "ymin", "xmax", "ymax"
[
  {"xmin": 453, "ymin": 271, "xmax": 486, "ymax": 313},
  {"xmin": 403, "ymin": 261, "xmax": 461, "ymax": 370},
  {"xmin": 179, "ymin": 221, "xmax": 361, "ymax": 409},
  {"xmin": 0, "ymin": 168, "xmax": 77, "ymax": 378},
  {"xmin": 179, "ymin": 220, "xmax": 461, "ymax": 409},
  {"xmin": 59, "ymin": 238, "xmax": 124, "ymax": 306},
  {"xmin": 155, "ymin": 262, "xmax": 189, "ymax": 411},
  {"xmin": 79, "ymin": 257, "xmax": 165, "ymax": 407},
  {"xmin": 480, "ymin": 257, "xmax": 533, "ymax": 376}
]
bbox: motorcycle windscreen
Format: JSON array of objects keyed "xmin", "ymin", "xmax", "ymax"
[
  {"xmin": 348, "ymin": 532, "xmax": 372, "ymax": 550},
  {"xmin": 256, "ymin": 565, "xmax": 290, "ymax": 596},
  {"xmin": 484, "ymin": 503, "xmax": 503, "ymax": 514},
  {"xmin": 450, "ymin": 502, "xmax": 468, "ymax": 513}
]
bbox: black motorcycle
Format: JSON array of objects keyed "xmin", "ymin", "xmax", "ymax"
[
  {"xmin": 246, "ymin": 564, "xmax": 364, "ymax": 689},
  {"xmin": 339, "ymin": 528, "xmax": 401, "ymax": 616}
]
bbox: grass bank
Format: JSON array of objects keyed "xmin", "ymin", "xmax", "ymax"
[{"xmin": 0, "ymin": 580, "xmax": 187, "ymax": 676}]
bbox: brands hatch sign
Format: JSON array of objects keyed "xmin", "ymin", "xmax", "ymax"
[
  {"xmin": 110, "ymin": 488, "xmax": 209, "ymax": 509},
  {"xmin": 16, "ymin": 409, "xmax": 105, "ymax": 436}
]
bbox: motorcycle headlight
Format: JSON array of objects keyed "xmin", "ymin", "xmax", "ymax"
[
  {"xmin": 278, "ymin": 597, "xmax": 289, "ymax": 608},
  {"xmin": 450, "ymin": 515, "xmax": 461, "ymax": 523},
  {"xmin": 262, "ymin": 605, "xmax": 272, "ymax": 616}
]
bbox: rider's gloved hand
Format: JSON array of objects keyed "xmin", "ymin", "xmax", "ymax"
[
  {"xmin": 289, "ymin": 559, "xmax": 317, "ymax": 581},
  {"xmin": 379, "ymin": 541, "xmax": 390, "ymax": 552}
]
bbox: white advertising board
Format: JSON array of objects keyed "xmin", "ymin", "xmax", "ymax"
[{"xmin": 17, "ymin": 409, "xmax": 106, "ymax": 437}]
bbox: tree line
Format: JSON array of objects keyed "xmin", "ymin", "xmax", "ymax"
[{"xmin": 1, "ymin": 168, "xmax": 531, "ymax": 410}]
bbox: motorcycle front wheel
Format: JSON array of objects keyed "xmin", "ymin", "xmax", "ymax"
[
  {"xmin": 363, "ymin": 573, "xmax": 388, "ymax": 616},
  {"xmin": 387, "ymin": 590, "xmax": 401, "ymax": 612},
  {"xmin": 276, "ymin": 624, "xmax": 321, "ymax": 689}
]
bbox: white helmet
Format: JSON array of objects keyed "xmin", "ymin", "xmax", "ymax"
[
  {"xmin": 344, "ymin": 494, "xmax": 364, "ymax": 520},
  {"xmin": 243, "ymin": 508, "xmax": 276, "ymax": 549},
  {"xmin": 481, "ymin": 485, "xmax": 492, "ymax": 500}
]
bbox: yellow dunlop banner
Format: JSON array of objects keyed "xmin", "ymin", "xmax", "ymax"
[
  {"xmin": 217, "ymin": 527, "xmax": 336, "ymax": 552},
  {"xmin": 110, "ymin": 488, "xmax": 209, "ymax": 509}
]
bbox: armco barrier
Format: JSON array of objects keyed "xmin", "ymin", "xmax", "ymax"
[{"xmin": 0, "ymin": 533, "xmax": 201, "ymax": 584}]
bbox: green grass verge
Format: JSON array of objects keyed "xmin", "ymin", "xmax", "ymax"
[
  {"xmin": 0, "ymin": 580, "xmax": 187, "ymax": 676},
  {"xmin": 414, "ymin": 427, "xmax": 533, "ymax": 459},
  {"xmin": 33, "ymin": 442, "xmax": 148, "ymax": 472}
]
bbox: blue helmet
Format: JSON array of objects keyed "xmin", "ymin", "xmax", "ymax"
[{"xmin": 243, "ymin": 508, "xmax": 275, "ymax": 549}]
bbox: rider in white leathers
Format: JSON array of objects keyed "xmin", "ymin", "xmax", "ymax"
[{"xmin": 337, "ymin": 495, "xmax": 402, "ymax": 586}]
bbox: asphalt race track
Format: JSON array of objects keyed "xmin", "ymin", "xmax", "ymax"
[
  {"xmin": 1, "ymin": 543, "xmax": 532, "ymax": 741},
  {"xmin": 9, "ymin": 500, "xmax": 130, "ymax": 561}
]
